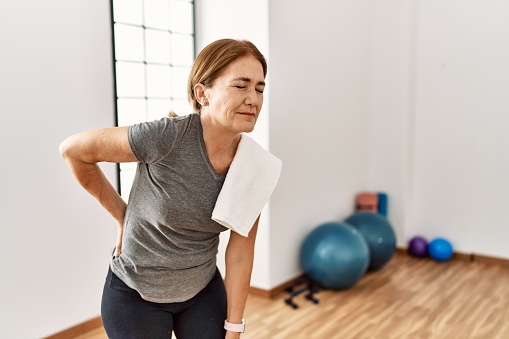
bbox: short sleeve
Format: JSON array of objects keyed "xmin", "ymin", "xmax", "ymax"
[{"xmin": 128, "ymin": 117, "xmax": 175, "ymax": 163}]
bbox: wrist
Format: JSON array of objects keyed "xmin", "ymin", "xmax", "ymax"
[
  {"xmin": 225, "ymin": 332, "xmax": 241, "ymax": 338},
  {"xmin": 224, "ymin": 319, "xmax": 246, "ymax": 333}
]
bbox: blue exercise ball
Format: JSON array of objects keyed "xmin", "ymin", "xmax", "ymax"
[
  {"xmin": 345, "ymin": 212, "xmax": 397, "ymax": 270},
  {"xmin": 300, "ymin": 221, "xmax": 370, "ymax": 289},
  {"xmin": 428, "ymin": 238, "xmax": 453, "ymax": 262}
]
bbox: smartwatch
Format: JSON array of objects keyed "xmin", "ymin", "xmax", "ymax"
[{"xmin": 224, "ymin": 319, "xmax": 246, "ymax": 333}]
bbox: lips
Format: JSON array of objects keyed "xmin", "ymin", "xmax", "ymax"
[{"xmin": 238, "ymin": 112, "xmax": 255, "ymax": 117}]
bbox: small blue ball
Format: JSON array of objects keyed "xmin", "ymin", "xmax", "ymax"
[{"xmin": 428, "ymin": 238, "xmax": 453, "ymax": 262}]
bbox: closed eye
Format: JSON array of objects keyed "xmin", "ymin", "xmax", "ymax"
[{"xmin": 233, "ymin": 85, "xmax": 264, "ymax": 93}]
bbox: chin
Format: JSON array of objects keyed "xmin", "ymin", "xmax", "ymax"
[
  {"xmin": 232, "ymin": 119, "xmax": 256, "ymax": 133},
  {"xmin": 239, "ymin": 122, "xmax": 256, "ymax": 133}
]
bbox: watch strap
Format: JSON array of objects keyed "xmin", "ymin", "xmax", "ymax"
[{"xmin": 224, "ymin": 319, "xmax": 246, "ymax": 333}]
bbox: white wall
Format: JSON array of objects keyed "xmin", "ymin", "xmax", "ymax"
[
  {"xmin": 0, "ymin": 1, "xmax": 117, "ymax": 338},
  {"xmin": 268, "ymin": 0, "xmax": 371, "ymax": 287},
  {"xmin": 409, "ymin": 0, "xmax": 509, "ymax": 258},
  {"xmin": 366, "ymin": 0, "xmax": 417, "ymax": 246},
  {"xmin": 366, "ymin": 0, "xmax": 509, "ymax": 259}
]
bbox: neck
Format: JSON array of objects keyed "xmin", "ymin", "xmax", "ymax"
[{"xmin": 200, "ymin": 112, "xmax": 241, "ymax": 158}]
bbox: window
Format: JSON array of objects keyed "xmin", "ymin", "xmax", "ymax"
[{"xmin": 111, "ymin": 0, "xmax": 195, "ymax": 199}]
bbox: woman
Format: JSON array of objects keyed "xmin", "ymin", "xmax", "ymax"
[{"xmin": 60, "ymin": 39, "xmax": 270, "ymax": 338}]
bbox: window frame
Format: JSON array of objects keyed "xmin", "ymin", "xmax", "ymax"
[{"xmin": 109, "ymin": 0, "xmax": 196, "ymax": 197}]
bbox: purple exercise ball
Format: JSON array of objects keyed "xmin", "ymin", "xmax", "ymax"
[{"xmin": 408, "ymin": 236, "xmax": 428, "ymax": 258}]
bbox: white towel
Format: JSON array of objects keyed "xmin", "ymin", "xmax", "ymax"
[{"xmin": 212, "ymin": 134, "xmax": 282, "ymax": 237}]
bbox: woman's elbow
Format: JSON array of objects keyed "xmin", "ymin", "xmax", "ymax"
[
  {"xmin": 59, "ymin": 135, "xmax": 76, "ymax": 160},
  {"xmin": 59, "ymin": 137, "xmax": 70, "ymax": 159},
  {"xmin": 59, "ymin": 134, "xmax": 86, "ymax": 162}
]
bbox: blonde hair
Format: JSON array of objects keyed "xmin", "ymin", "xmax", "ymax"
[{"xmin": 188, "ymin": 39, "xmax": 267, "ymax": 112}]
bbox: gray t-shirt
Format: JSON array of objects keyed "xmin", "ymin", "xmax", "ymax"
[{"xmin": 110, "ymin": 113, "xmax": 228, "ymax": 303}]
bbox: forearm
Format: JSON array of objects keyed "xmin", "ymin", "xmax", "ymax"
[
  {"xmin": 223, "ymin": 221, "xmax": 258, "ymax": 338},
  {"xmin": 59, "ymin": 129, "xmax": 132, "ymax": 223},
  {"xmin": 224, "ymin": 255, "xmax": 254, "ymax": 324},
  {"xmin": 62, "ymin": 154, "xmax": 126, "ymax": 224}
]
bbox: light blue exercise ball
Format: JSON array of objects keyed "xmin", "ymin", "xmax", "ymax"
[
  {"xmin": 300, "ymin": 222, "xmax": 370, "ymax": 289},
  {"xmin": 345, "ymin": 212, "xmax": 397, "ymax": 270}
]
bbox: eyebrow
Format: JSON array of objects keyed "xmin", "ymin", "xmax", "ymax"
[{"xmin": 231, "ymin": 77, "xmax": 266, "ymax": 86}]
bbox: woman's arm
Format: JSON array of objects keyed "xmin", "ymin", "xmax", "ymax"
[
  {"xmin": 224, "ymin": 216, "xmax": 259, "ymax": 338},
  {"xmin": 59, "ymin": 126, "xmax": 137, "ymax": 256}
]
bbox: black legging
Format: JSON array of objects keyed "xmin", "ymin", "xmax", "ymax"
[{"xmin": 101, "ymin": 267, "xmax": 227, "ymax": 339}]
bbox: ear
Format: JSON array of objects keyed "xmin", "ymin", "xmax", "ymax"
[{"xmin": 194, "ymin": 83, "xmax": 207, "ymax": 103}]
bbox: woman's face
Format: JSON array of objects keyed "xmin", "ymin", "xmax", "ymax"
[{"xmin": 204, "ymin": 56, "xmax": 265, "ymax": 134}]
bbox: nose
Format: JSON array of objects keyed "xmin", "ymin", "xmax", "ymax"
[{"xmin": 245, "ymin": 88, "xmax": 259, "ymax": 106}]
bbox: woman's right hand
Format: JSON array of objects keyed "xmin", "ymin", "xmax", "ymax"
[{"xmin": 114, "ymin": 221, "xmax": 124, "ymax": 258}]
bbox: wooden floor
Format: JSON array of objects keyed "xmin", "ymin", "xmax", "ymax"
[{"xmin": 76, "ymin": 253, "xmax": 509, "ymax": 338}]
